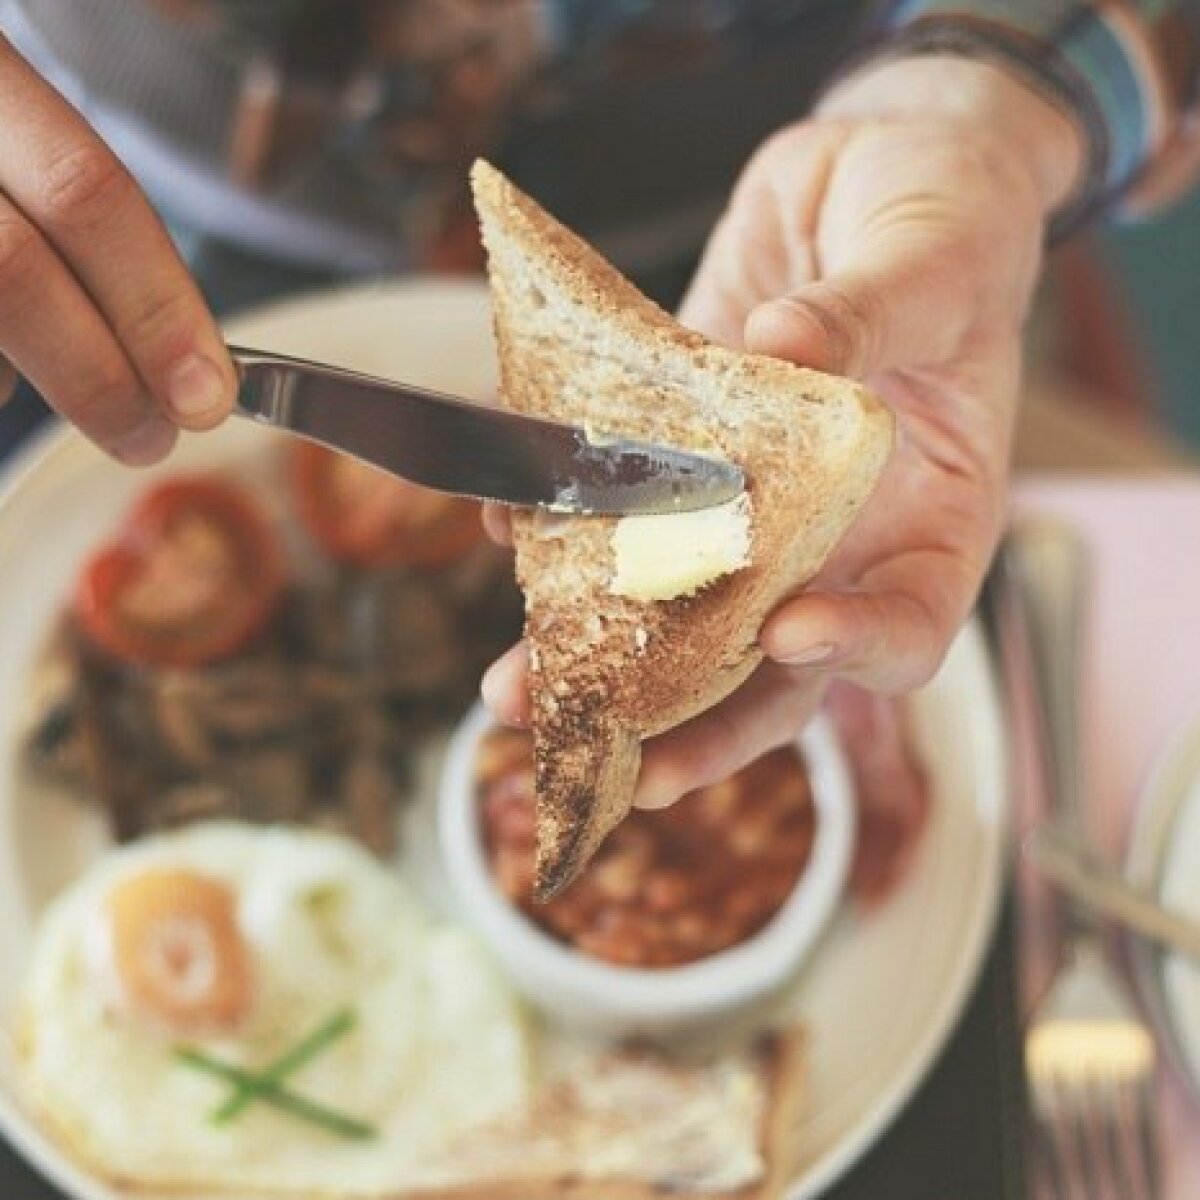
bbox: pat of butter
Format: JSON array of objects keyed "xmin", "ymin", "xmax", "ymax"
[{"xmin": 610, "ymin": 494, "xmax": 752, "ymax": 601}]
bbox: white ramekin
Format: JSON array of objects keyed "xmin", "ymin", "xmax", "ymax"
[{"xmin": 438, "ymin": 703, "xmax": 856, "ymax": 1035}]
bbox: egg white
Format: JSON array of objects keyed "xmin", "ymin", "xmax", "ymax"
[{"xmin": 19, "ymin": 822, "xmax": 532, "ymax": 1196}]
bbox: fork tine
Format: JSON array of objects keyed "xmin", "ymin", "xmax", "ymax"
[
  {"xmin": 1031, "ymin": 1082, "xmax": 1073, "ymax": 1199},
  {"xmin": 1107, "ymin": 1074, "xmax": 1146, "ymax": 1200},
  {"xmin": 1073, "ymin": 1074, "xmax": 1119, "ymax": 1200},
  {"xmin": 1134, "ymin": 1078, "xmax": 1160, "ymax": 1200},
  {"xmin": 1094, "ymin": 1075, "xmax": 1137, "ymax": 1200},
  {"xmin": 1084, "ymin": 1078, "xmax": 1114, "ymax": 1200},
  {"xmin": 1050, "ymin": 1067, "xmax": 1160, "ymax": 1200},
  {"xmin": 1041, "ymin": 1076, "xmax": 1091, "ymax": 1200}
]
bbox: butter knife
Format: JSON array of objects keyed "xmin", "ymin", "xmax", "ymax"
[
  {"xmin": 230, "ymin": 346, "xmax": 743, "ymax": 516},
  {"xmin": 1026, "ymin": 823, "xmax": 1200, "ymax": 965}
]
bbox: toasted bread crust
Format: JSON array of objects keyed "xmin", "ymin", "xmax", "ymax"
[
  {"xmin": 532, "ymin": 715, "xmax": 641, "ymax": 897},
  {"xmin": 472, "ymin": 159, "xmax": 893, "ymax": 898}
]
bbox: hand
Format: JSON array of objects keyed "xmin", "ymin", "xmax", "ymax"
[
  {"xmin": 484, "ymin": 55, "xmax": 1083, "ymax": 807},
  {"xmin": 0, "ymin": 36, "xmax": 235, "ymax": 463}
]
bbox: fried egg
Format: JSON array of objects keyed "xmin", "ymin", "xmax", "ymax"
[{"xmin": 19, "ymin": 822, "xmax": 531, "ymax": 1196}]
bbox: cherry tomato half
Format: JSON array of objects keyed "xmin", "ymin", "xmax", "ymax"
[
  {"xmin": 290, "ymin": 442, "xmax": 484, "ymax": 569},
  {"xmin": 73, "ymin": 476, "xmax": 286, "ymax": 669}
]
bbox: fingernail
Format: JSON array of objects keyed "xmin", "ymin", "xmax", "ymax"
[
  {"xmin": 633, "ymin": 777, "xmax": 677, "ymax": 810},
  {"xmin": 480, "ymin": 660, "xmax": 531, "ymax": 727},
  {"xmin": 633, "ymin": 789, "xmax": 669, "ymax": 810},
  {"xmin": 479, "ymin": 657, "xmax": 506, "ymax": 704},
  {"xmin": 166, "ymin": 354, "xmax": 228, "ymax": 422},
  {"xmin": 774, "ymin": 641, "xmax": 839, "ymax": 667},
  {"xmin": 112, "ymin": 417, "xmax": 177, "ymax": 466}
]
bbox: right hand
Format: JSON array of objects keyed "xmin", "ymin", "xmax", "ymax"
[
  {"xmin": 0, "ymin": 36, "xmax": 236, "ymax": 463},
  {"xmin": 482, "ymin": 54, "xmax": 1084, "ymax": 812}
]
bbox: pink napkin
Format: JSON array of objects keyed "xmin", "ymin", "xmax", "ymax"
[{"xmin": 1012, "ymin": 479, "xmax": 1200, "ymax": 1198}]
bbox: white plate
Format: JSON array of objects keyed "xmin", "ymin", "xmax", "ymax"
[{"xmin": 0, "ymin": 278, "xmax": 1008, "ymax": 1200}]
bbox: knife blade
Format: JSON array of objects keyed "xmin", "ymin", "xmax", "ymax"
[{"xmin": 230, "ymin": 346, "xmax": 743, "ymax": 516}]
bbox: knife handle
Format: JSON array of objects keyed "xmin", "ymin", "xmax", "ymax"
[
  {"xmin": 1002, "ymin": 518, "xmax": 1093, "ymax": 937},
  {"xmin": 1026, "ymin": 824, "xmax": 1200, "ymax": 963},
  {"xmin": 1004, "ymin": 520, "xmax": 1088, "ymax": 833}
]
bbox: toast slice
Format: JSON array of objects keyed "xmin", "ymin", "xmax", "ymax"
[
  {"xmin": 406, "ymin": 1030, "xmax": 806, "ymax": 1200},
  {"xmin": 471, "ymin": 160, "xmax": 892, "ymax": 899}
]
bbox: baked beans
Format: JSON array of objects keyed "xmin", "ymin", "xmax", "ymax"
[{"xmin": 476, "ymin": 729, "xmax": 816, "ymax": 968}]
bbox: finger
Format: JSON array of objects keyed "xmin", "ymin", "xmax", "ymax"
[
  {"xmin": 678, "ymin": 125, "xmax": 842, "ymax": 344},
  {"xmin": 480, "ymin": 641, "xmax": 531, "ymax": 727},
  {"xmin": 0, "ymin": 355, "xmax": 16, "ymax": 405},
  {"xmin": 826, "ymin": 684, "xmax": 930, "ymax": 907},
  {"xmin": 675, "ymin": 214, "xmax": 758, "ymax": 348},
  {"xmin": 761, "ymin": 551, "xmax": 976, "ymax": 692},
  {"xmin": 481, "ymin": 502, "xmax": 514, "ymax": 547},
  {"xmin": 741, "ymin": 157, "xmax": 996, "ymax": 379},
  {"xmin": 744, "ymin": 240, "xmax": 977, "ymax": 379},
  {"xmin": 634, "ymin": 664, "xmax": 825, "ymax": 809},
  {"xmin": 0, "ymin": 193, "xmax": 176, "ymax": 463},
  {"xmin": 0, "ymin": 37, "xmax": 234, "ymax": 430}
]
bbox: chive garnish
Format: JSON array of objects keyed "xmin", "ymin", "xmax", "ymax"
[
  {"xmin": 212, "ymin": 1007, "xmax": 357, "ymax": 1123},
  {"xmin": 174, "ymin": 1048, "xmax": 375, "ymax": 1140},
  {"xmin": 173, "ymin": 1007, "xmax": 376, "ymax": 1141}
]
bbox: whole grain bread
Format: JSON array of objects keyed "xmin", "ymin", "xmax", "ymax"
[{"xmin": 471, "ymin": 159, "xmax": 893, "ymax": 899}]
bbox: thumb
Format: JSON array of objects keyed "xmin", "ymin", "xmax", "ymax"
[{"xmin": 744, "ymin": 227, "xmax": 977, "ymax": 378}]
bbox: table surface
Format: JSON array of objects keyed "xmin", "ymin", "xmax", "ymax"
[
  {"xmin": 0, "ymin": 376, "xmax": 1192, "ymax": 1200},
  {"xmin": 1014, "ymin": 377, "xmax": 1197, "ymax": 476}
]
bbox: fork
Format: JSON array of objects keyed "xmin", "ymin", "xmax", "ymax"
[{"xmin": 1004, "ymin": 518, "xmax": 1159, "ymax": 1200}]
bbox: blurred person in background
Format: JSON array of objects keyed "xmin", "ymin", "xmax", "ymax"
[{"xmin": 0, "ymin": 0, "xmax": 1197, "ymax": 810}]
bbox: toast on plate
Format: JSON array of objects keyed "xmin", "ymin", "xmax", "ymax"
[
  {"xmin": 405, "ymin": 1030, "xmax": 805, "ymax": 1200},
  {"xmin": 472, "ymin": 159, "xmax": 892, "ymax": 899}
]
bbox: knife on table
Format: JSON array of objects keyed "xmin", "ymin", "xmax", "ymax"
[
  {"xmin": 1025, "ymin": 823, "xmax": 1200, "ymax": 964},
  {"xmin": 230, "ymin": 346, "xmax": 743, "ymax": 517}
]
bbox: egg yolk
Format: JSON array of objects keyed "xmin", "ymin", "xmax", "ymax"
[{"xmin": 106, "ymin": 868, "xmax": 253, "ymax": 1033}]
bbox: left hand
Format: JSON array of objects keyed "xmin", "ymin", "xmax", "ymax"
[{"xmin": 484, "ymin": 55, "xmax": 1084, "ymax": 808}]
